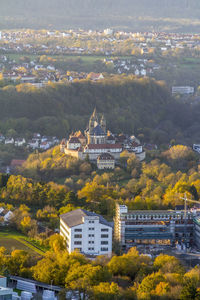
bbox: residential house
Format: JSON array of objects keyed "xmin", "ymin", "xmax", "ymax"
[
  {"xmin": 5, "ymin": 138, "xmax": 14, "ymax": 145},
  {"xmin": 15, "ymin": 138, "xmax": 26, "ymax": 147},
  {"xmin": 27, "ymin": 139, "xmax": 39, "ymax": 149},
  {"xmin": 0, "ymin": 208, "xmax": 13, "ymax": 223},
  {"xmin": 40, "ymin": 141, "xmax": 51, "ymax": 150}
]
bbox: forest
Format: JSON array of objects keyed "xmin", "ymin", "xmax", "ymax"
[
  {"xmin": 0, "ymin": 240, "xmax": 200, "ymax": 299},
  {"xmin": 1, "ymin": 144, "xmax": 199, "ymax": 218},
  {"xmin": 0, "ymin": 76, "xmax": 199, "ymax": 145}
]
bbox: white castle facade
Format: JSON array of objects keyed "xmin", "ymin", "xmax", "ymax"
[{"xmin": 60, "ymin": 109, "xmax": 145, "ymax": 166}]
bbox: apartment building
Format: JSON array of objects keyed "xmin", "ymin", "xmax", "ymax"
[
  {"xmin": 60, "ymin": 209, "xmax": 112, "ymax": 256},
  {"xmin": 193, "ymin": 216, "xmax": 200, "ymax": 249}
]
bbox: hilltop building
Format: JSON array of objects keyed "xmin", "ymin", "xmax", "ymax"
[
  {"xmin": 97, "ymin": 153, "xmax": 115, "ymax": 170},
  {"xmin": 60, "ymin": 109, "xmax": 145, "ymax": 167},
  {"xmin": 60, "ymin": 209, "xmax": 112, "ymax": 257}
]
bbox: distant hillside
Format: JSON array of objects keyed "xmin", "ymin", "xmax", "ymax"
[
  {"xmin": 0, "ymin": 76, "xmax": 198, "ymax": 145},
  {"xmin": 1, "ymin": 0, "xmax": 200, "ymax": 32},
  {"xmin": 0, "ymin": 76, "xmax": 179, "ymax": 143}
]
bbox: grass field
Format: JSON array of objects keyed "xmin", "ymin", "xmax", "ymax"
[
  {"xmin": 7, "ymin": 53, "xmax": 132, "ymax": 64},
  {"xmin": 0, "ymin": 238, "xmax": 37, "ymax": 255},
  {"xmin": 0, "ymin": 229, "xmax": 46, "ymax": 256},
  {"xmin": 7, "ymin": 53, "xmax": 106, "ymax": 64}
]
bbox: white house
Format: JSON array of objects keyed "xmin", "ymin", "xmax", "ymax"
[
  {"xmin": 60, "ymin": 209, "xmax": 112, "ymax": 257},
  {"xmin": 15, "ymin": 138, "xmax": 26, "ymax": 147},
  {"xmin": 193, "ymin": 144, "xmax": 200, "ymax": 154},
  {"xmin": 40, "ymin": 141, "xmax": 51, "ymax": 150},
  {"xmin": 0, "ymin": 208, "xmax": 13, "ymax": 223},
  {"xmin": 5, "ymin": 138, "xmax": 14, "ymax": 145},
  {"xmin": 27, "ymin": 139, "xmax": 39, "ymax": 149}
]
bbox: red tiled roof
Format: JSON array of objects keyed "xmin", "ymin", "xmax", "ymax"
[
  {"xmin": 86, "ymin": 143, "xmax": 122, "ymax": 150},
  {"xmin": 117, "ymin": 135, "xmax": 127, "ymax": 142},
  {"xmin": 10, "ymin": 159, "xmax": 26, "ymax": 167},
  {"xmin": 60, "ymin": 139, "xmax": 66, "ymax": 145},
  {"xmin": 97, "ymin": 153, "xmax": 115, "ymax": 160},
  {"xmin": 131, "ymin": 141, "xmax": 140, "ymax": 147},
  {"xmin": 69, "ymin": 137, "xmax": 81, "ymax": 143},
  {"xmin": 88, "ymin": 72, "xmax": 103, "ymax": 79}
]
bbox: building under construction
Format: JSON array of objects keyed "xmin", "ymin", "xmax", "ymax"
[{"xmin": 114, "ymin": 204, "xmax": 198, "ymax": 251}]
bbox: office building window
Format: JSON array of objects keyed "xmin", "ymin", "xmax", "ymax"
[
  {"xmin": 101, "ymin": 234, "xmax": 108, "ymax": 238},
  {"xmin": 75, "ymin": 229, "xmax": 82, "ymax": 232},
  {"xmin": 101, "ymin": 241, "xmax": 108, "ymax": 245},
  {"xmin": 74, "ymin": 234, "xmax": 82, "ymax": 238},
  {"xmin": 101, "ymin": 228, "xmax": 109, "ymax": 232},
  {"xmin": 88, "ymin": 234, "xmax": 95, "ymax": 237},
  {"xmin": 74, "ymin": 241, "xmax": 82, "ymax": 245},
  {"xmin": 89, "ymin": 228, "xmax": 95, "ymax": 230},
  {"xmin": 101, "ymin": 247, "xmax": 108, "ymax": 251}
]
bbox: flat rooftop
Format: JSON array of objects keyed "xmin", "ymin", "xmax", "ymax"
[{"xmin": 121, "ymin": 210, "xmax": 192, "ymax": 214}]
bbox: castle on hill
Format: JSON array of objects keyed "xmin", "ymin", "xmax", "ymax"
[{"xmin": 60, "ymin": 109, "xmax": 145, "ymax": 169}]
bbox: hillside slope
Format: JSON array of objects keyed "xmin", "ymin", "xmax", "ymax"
[
  {"xmin": 0, "ymin": 77, "xmax": 178, "ymax": 143},
  {"xmin": 1, "ymin": 0, "xmax": 200, "ymax": 31}
]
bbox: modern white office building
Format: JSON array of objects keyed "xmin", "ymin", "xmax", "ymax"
[
  {"xmin": 60, "ymin": 209, "xmax": 112, "ymax": 256},
  {"xmin": 172, "ymin": 86, "xmax": 194, "ymax": 95}
]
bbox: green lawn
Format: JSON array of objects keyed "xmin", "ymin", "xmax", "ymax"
[
  {"xmin": 178, "ymin": 57, "xmax": 200, "ymax": 70},
  {"xmin": 0, "ymin": 229, "xmax": 46, "ymax": 256},
  {"xmin": 7, "ymin": 53, "xmax": 105, "ymax": 64},
  {"xmin": 7, "ymin": 53, "xmax": 133, "ymax": 64}
]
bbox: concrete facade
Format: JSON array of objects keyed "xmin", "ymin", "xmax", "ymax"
[
  {"xmin": 60, "ymin": 209, "xmax": 112, "ymax": 257},
  {"xmin": 114, "ymin": 204, "xmax": 195, "ymax": 250}
]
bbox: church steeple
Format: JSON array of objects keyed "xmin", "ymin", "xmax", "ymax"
[
  {"xmin": 89, "ymin": 115, "xmax": 95, "ymax": 134},
  {"xmin": 89, "ymin": 108, "xmax": 98, "ymax": 133},
  {"xmin": 92, "ymin": 108, "xmax": 97, "ymax": 118},
  {"xmin": 100, "ymin": 114, "xmax": 106, "ymax": 133},
  {"xmin": 92, "ymin": 108, "xmax": 98, "ymax": 123}
]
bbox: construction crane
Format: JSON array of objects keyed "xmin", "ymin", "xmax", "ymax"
[
  {"xmin": 180, "ymin": 193, "xmax": 200, "ymax": 218},
  {"xmin": 179, "ymin": 193, "xmax": 200, "ymax": 250}
]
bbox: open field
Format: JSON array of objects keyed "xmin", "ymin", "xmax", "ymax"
[
  {"xmin": 0, "ymin": 238, "xmax": 38, "ymax": 255},
  {"xmin": 0, "ymin": 229, "xmax": 46, "ymax": 256},
  {"xmin": 6, "ymin": 53, "xmax": 132, "ymax": 64}
]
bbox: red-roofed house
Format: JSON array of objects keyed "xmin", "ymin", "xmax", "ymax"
[
  {"xmin": 88, "ymin": 73, "xmax": 104, "ymax": 81},
  {"xmin": 10, "ymin": 159, "xmax": 26, "ymax": 171}
]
